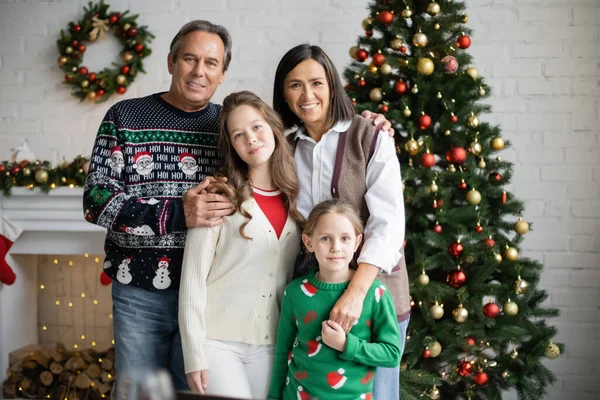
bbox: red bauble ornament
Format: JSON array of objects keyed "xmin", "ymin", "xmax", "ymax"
[
  {"xmin": 116, "ymin": 86, "xmax": 127, "ymax": 94},
  {"xmin": 72, "ymin": 40, "xmax": 79, "ymax": 46},
  {"xmin": 489, "ymin": 172, "xmax": 502, "ymax": 184},
  {"xmin": 379, "ymin": 104, "xmax": 389, "ymax": 113},
  {"xmin": 358, "ymin": 79, "xmax": 366, "ymax": 87},
  {"xmin": 400, "ymin": 45, "xmax": 407, "ymax": 53},
  {"xmin": 475, "ymin": 224, "xmax": 484, "ymax": 234},
  {"xmin": 457, "ymin": 34, "xmax": 472, "ymax": 49},
  {"xmin": 65, "ymin": 75, "xmax": 72, "ymax": 82},
  {"xmin": 450, "ymin": 114, "xmax": 458, "ymax": 123},
  {"xmin": 502, "ymin": 191, "xmax": 508, "ymax": 204},
  {"xmin": 433, "ymin": 224, "xmax": 442, "ymax": 234},
  {"xmin": 19, "ymin": 160, "xmax": 29, "ymax": 168},
  {"xmin": 0, "ymin": 164, "xmax": 5, "ymax": 173},
  {"xmin": 11, "ymin": 166, "xmax": 20, "ymax": 175},
  {"xmin": 466, "ymin": 337, "xmax": 476, "ymax": 346},
  {"xmin": 100, "ymin": 271, "xmax": 113, "ymax": 286},
  {"xmin": 378, "ymin": 11, "xmax": 394, "ymax": 26},
  {"xmin": 134, "ymin": 43, "xmax": 144, "ymax": 53},
  {"xmin": 127, "ymin": 27, "xmax": 138, "ymax": 37},
  {"xmin": 78, "ymin": 44, "xmax": 86, "ymax": 53},
  {"xmin": 458, "ymin": 181, "xmax": 467, "ymax": 190},
  {"xmin": 483, "ymin": 302, "xmax": 500, "ymax": 318},
  {"xmin": 109, "ymin": 14, "xmax": 119, "ymax": 24},
  {"xmin": 483, "ymin": 237, "xmax": 495, "ymax": 248},
  {"xmin": 457, "ymin": 360, "xmax": 473, "ymax": 377},
  {"xmin": 78, "ymin": 66, "xmax": 89, "ymax": 76},
  {"xmin": 446, "ymin": 146, "xmax": 467, "ymax": 164},
  {"xmin": 423, "ymin": 349, "xmax": 431, "ymax": 358},
  {"xmin": 96, "ymin": 89, "xmax": 105, "ymax": 97},
  {"xmin": 372, "ymin": 53, "xmax": 385, "ymax": 66},
  {"xmin": 474, "ymin": 371, "xmax": 489, "ymax": 386},
  {"xmin": 418, "ymin": 114, "xmax": 432, "ymax": 130},
  {"xmin": 355, "ymin": 49, "xmax": 368, "ymax": 62},
  {"xmin": 437, "ymin": 199, "xmax": 444, "ymax": 207},
  {"xmin": 88, "ymin": 72, "xmax": 97, "ymax": 82},
  {"xmin": 433, "ymin": 200, "xmax": 439, "ymax": 209},
  {"xmin": 365, "ymin": 30, "xmax": 373, "ymax": 38},
  {"xmin": 73, "ymin": 24, "xmax": 81, "ymax": 32},
  {"xmin": 394, "ymin": 80, "xmax": 407, "ymax": 94},
  {"xmin": 442, "ymin": 55, "xmax": 459, "ymax": 74},
  {"xmin": 447, "ymin": 268, "xmax": 467, "ymax": 288},
  {"xmin": 420, "ymin": 152, "xmax": 436, "ymax": 168},
  {"xmin": 121, "ymin": 65, "xmax": 131, "ymax": 75},
  {"xmin": 448, "ymin": 241, "xmax": 464, "ymax": 258}
]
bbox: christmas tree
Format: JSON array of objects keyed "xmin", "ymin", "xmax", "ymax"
[{"xmin": 343, "ymin": 1, "xmax": 562, "ymax": 399}]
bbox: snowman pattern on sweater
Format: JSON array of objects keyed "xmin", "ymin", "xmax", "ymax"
[
  {"xmin": 152, "ymin": 256, "xmax": 172, "ymax": 290},
  {"xmin": 116, "ymin": 257, "xmax": 133, "ymax": 284}
]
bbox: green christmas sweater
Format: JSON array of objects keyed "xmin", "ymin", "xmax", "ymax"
[{"xmin": 268, "ymin": 270, "xmax": 401, "ymax": 400}]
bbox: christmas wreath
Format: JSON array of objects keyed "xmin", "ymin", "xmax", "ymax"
[{"xmin": 56, "ymin": 0, "xmax": 154, "ymax": 102}]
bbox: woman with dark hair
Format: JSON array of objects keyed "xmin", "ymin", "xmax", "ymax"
[{"xmin": 272, "ymin": 44, "xmax": 409, "ymax": 400}]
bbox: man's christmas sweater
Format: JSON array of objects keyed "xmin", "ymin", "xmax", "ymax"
[
  {"xmin": 268, "ymin": 270, "xmax": 401, "ymax": 400},
  {"xmin": 83, "ymin": 93, "xmax": 222, "ymax": 291}
]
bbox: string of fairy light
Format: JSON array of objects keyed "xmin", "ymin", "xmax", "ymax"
[{"xmin": 39, "ymin": 253, "xmax": 114, "ymax": 350}]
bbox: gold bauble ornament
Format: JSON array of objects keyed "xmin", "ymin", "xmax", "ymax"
[
  {"xmin": 504, "ymin": 247, "xmax": 519, "ymax": 261},
  {"xmin": 514, "ymin": 218, "xmax": 530, "ymax": 235},
  {"xmin": 412, "ymin": 32, "xmax": 428, "ymax": 48},
  {"xmin": 462, "ymin": 14, "xmax": 469, "ymax": 23},
  {"xmin": 502, "ymin": 371, "xmax": 510, "ymax": 379},
  {"xmin": 35, "ymin": 169, "xmax": 49, "ymax": 183},
  {"xmin": 411, "ymin": 85, "xmax": 419, "ymax": 94},
  {"xmin": 22, "ymin": 167, "xmax": 31, "ymax": 177},
  {"xmin": 436, "ymin": 91, "xmax": 442, "ymax": 99},
  {"xmin": 80, "ymin": 80, "xmax": 89, "ymax": 88},
  {"xmin": 514, "ymin": 276, "xmax": 529, "ymax": 294},
  {"xmin": 479, "ymin": 87, "xmax": 486, "ymax": 96},
  {"xmin": 122, "ymin": 51, "xmax": 134, "ymax": 63},
  {"xmin": 471, "ymin": 141, "xmax": 482, "ymax": 156},
  {"xmin": 448, "ymin": 164, "xmax": 456, "ymax": 172},
  {"xmin": 510, "ymin": 348, "xmax": 519, "ymax": 359},
  {"xmin": 87, "ymin": 91, "xmax": 97, "ymax": 101},
  {"xmin": 116, "ymin": 74, "xmax": 127, "ymax": 85},
  {"xmin": 380, "ymin": 63, "xmax": 392, "ymax": 75},
  {"xmin": 403, "ymin": 107, "xmax": 411, "ymax": 117},
  {"xmin": 429, "ymin": 182, "xmax": 438, "ymax": 193},
  {"xmin": 349, "ymin": 46, "xmax": 359, "ymax": 58},
  {"xmin": 434, "ymin": 23, "xmax": 440, "ymax": 30},
  {"xmin": 417, "ymin": 58, "xmax": 434, "ymax": 76},
  {"xmin": 467, "ymin": 115, "xmax": 480, "ymax": 128},
  {"xmin": 466, "ymin": 189, "xmax": 481, "ymax": 205},
  {"xmin": 361, "ymin": 17, "xmax": 373, "ymax": 30},
  {"xmin": 71, "ymin": 66, "xmax": 77, "ymax": 72},
  {"xmin": 58, "ymin": 56, "xmax": 68, "ymax": 66},
  {"xmin": 452, "ymin": 304, "xmax": 469, "ymax": 323},
  {"xmin": 122, "ymin": 23, "xmax": 131, "ymax": 31},
  {"xmin": 545, "ymin": 342, "xmax": 560, "ymax": 359},
  {"xmin": 429, "ymin": 302, "xmax": 444, "ymax": 319},
  {"xmin": 401, "ymin": 7, "xmax": 413, "ymax": 18},
  {"xmin": 490, "ymin": 137, "xmax": 505, "ymax": 150},
  {"xmin": 65, "ymin": 46, "xmax": 73, "ymax": 54},
  {"xmin": 503, "ymin": 300, "xmax": 519, "ymax": 316},
  {"xmin": 404, "ymin": 139, "xmax": 421, "ymax": 156},
  {"xmin": 429, "ymin": 341, "xmax": 442, "ymax": 357},
  {"xmin": 466, "ymin": 66, "xmax": 479, "ymax": 79},
  {"xmin": 369, "ymin": 64, "xmax": 378, "ymax": 74},
  {"xmin": 418, "ymin": 272, "xmax": 430, "ymax": 286},
  {"xmin": 391, "ymin": 38, "xmax": 404, "ymax": 50},
  {"xmin": 426, "ymin": 2, "xmax": 441, "ymax": 16},
  {"xmin": 444, "ymin": 130, "xmax": 451, "ymax": 136},
  {"xmin": 494, "ymin": 253, "xmax": 503, "ymax": 263},
  {"xmin": 478, "ymin": 158, "xmax": 486, "ymax": 168},
  {"xmin": 369, "ymin": 88, "xmax": 383, "ymax": 102},
  {"xmin": 429, "ymin": 387, "xmax": 440, "ymax": 400}
]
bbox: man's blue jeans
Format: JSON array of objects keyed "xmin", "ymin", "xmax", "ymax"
[
  {"xmin": 373, "ymin": 317, "xmax": 410, "ymax": 400},
  {"xmin": 112, "ymin": 282, "xmax": 189, "ymax": 392}
]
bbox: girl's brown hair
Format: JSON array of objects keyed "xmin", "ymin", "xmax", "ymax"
[
  {"xmin": 216, "ymin": 90, "xmax": 304, "ymax": 239},
  {"xmin": 303, "ymin": 199, "xmax": 364, "ymax": 238}
]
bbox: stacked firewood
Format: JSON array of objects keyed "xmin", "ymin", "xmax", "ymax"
[{"xmin": 2, "ymin": 343, "xmax": 115, "ymax": 399}]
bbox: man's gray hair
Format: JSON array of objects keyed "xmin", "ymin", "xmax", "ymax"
[{"xmin": 169, "ymin": 20, "xmax": 232, "ymax": 72}]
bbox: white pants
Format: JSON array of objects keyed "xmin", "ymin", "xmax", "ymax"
[{"xmin": 203, "ymin": 339, "xmax": 274, "ymax": 399}]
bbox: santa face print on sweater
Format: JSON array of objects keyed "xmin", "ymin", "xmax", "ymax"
[
  {"xmin": 132, "ymin": 151, "xmax": 154, "ymax": 176},
  {"xmin": 109, "ymin": 146, "xmax": 125, "ymax": 175},
  {"xmin": 178, "ymin": 152, "xmax": 199, "ymax": 176},
  {"xmin": 152, "ymin": 256, "xmax": 172, "ymax": 290},
  {"xmin": 116, "ymin": 257, "xmax": 133, "ymax": 284}
]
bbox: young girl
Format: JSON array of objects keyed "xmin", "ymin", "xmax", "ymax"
[
  {"xmin": 178, "ymin": 91, "xmax": 304, "ymax": 399},
  {"xmin": 268, "ymin": 199, "xmax": 400, "ymax": 400}
]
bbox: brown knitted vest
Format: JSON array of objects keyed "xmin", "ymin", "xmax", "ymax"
[{"xmin": 332, "ymin": 116, "xmax": 410, "ymax": 321}]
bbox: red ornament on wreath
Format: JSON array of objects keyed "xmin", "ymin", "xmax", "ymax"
[
  {"xmin": 121, "ymin": 65, "xmax": 131, "ymax": 75},
  {"xmin": 394, "ymin": 80, "xmax": 407, "ymax": 94},
  {"xmin": 446, "ymin": 146, "xmax": 467, "ymax": 164},
  {"xmin": 134, "ymin": 43, "xmax": 144, "ymax": 52},
  {"xmin": 418, "ymin": 114, "xmax": 432, "ymax": 130},
  {"xmin": 483, "ymin": 301, "xmax": 500, "ymax": 318},
  {"xmin": 116, "ymin": 86, "xmax": 127, "ymax": 94},
  {"xmin": 448, "ymin": 241, "xmax": 464, "ymax": 258},
  {"xmin": 457, "ymin": 360, "xmax": 473, "ymax": 377},
  {"xmin": 447, "ymin": 268, "xmax": 467, "ymax": 288},
  {"xmin": 88, "ymin": 72, "xmax": 97, "ymax": 82},
  {"xmin": 457, "ymin": 34, "xmax": 471, "ymax": 49},
  {"xmin": 109, "ymin": 14, "xmax": 119, "ymax": 24},
  {"xmin": 372, "ymin": 53, "xmax": 385, "ymax": 67},
  {"xmin": 474, "ymin": 371, "xmax": 489, "ymax": 386},
  {"xmin": 378, "ymin": 11, "xmax": 394, "ymax": 26},
  {"xmin": 0, "ymin": 165, "xmax": 6, "ymax": 173},
  {"xmin": 11, "ymin": 166, "xmax": 20, "ymax": 175},
  {"xmin": 354, "ymin": 49, "xmax": 368, "ymax": 62},
  {"xmin": 420, "ymin": 152, "xmax": 436, "ymax": 168},
  {"xmin": 126, "ymin": 27, "xmax": 138, "ymax": 37},
  {"xmin": 78, "ymin": 66, "xmax": 89, "ymax": 75}
]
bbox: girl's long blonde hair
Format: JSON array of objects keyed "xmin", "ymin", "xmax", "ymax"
[
  {"xmin": 303, "ymin": 199, "xmax": 364, "ymax": 237},
  {"xmin": 216, "ymin": 91, "xmax": 304, "ymax": 239}
]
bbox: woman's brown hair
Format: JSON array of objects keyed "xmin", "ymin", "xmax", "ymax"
[{"xmin": 216, "ymin": 90, "xmax": 304, "ymax": 239}]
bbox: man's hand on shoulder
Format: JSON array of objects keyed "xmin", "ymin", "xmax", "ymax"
[{"xmin": 183, "ymin": 176, "xmax": 235, "ymax": 228}]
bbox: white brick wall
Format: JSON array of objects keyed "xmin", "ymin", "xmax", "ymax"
[{"xmin": 1, "ymin": 0, "xmax": 599, "ymax": 398}]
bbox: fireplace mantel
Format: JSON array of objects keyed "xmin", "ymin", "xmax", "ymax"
[{"xmin": 0, "ymin": 187, "xmax": 106, "ymax": 380}]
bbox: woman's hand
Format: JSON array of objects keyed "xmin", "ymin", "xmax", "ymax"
[
  {"xmin": 321, "ymin": 320, "xmax": 347, "ymax": 352},
  {"xmin": 360, "ymin": 110, "xmax": 395, "ymax": 137},
  {"xmin": 186, "ymin": 370, "xmax": 209, "ymax": 394},
  {"xmin": 329, "ymin": 289, "xmax": 366, "ymax": 333}
]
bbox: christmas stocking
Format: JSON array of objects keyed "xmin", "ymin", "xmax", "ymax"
[{"xmin": 0, "ymin": 216, "xmax": 23, "ymax": 285}]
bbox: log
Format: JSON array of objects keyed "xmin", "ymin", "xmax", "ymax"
[
  {"xmin": 9, "ymin": 359, "xmax": 23, "ymax": 373},
  {"xmin": 74, "ymin": 373, "xmax": 91, "ymax": 389},
  {"xmin": 50, "ymin": 361, "xmax": 64, "ymax": 375},
  {"xmin": 22, "ymin": 360, "xmax": 38, "ymax": 370},
  {"xmin": 92, "ymin": 379, "xmax": 112, "ymax": 394},
  {"xmin": 65, "ymin": 354, "xmax": 87, "ymax": 371},
  {"xmin": 2, "ymin": 380, "xmax": 17, "ymax": 399},
  {"xmin": 8, "ymin": 372, "xmax": 24, "ymax": 384},
  {"xmin": 24, "ymin": 349, "xmax": 51, "ymax": 368},
  {"xmin": 40, "ymin": 370, "xmax": 54, "ymax": 386},
  {"xmin": 85, "ymin": 363, "xmax": 102, "ymax": 380},
  {"xmin": 101, "ymin": 357, "xmax": 113, "ymax": 371}
]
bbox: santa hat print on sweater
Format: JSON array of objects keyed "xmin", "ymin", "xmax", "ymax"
[
  {"xmin": 375, "ymin": 284, "xmax": 386, "ymax": 303},
  {"xmin": 296, "ymin": 386, "xmax": 310, "ymax": 400},
  {"xmin": 361, "ymin": 393, "xmax": 373, "ymax": 400},
  {"xmin": 307, "ymin": 336, "xmax": 322, "ymax": 358},
  {"xmin": 110, "ymin": 146, "xmax": 123, "ymax": 157},
  {"xmin": 327, "ymin": 368, "xmax": 347, "ymax": 390},
  {"xmin": 133, "ymin": 151, "xmax": 152, "ymax": 166},
  {"xmin": 178, "ymin": 152, "xmax": 195, "ymax": 166},
  {"xmin": 300, "ymin": 279, "xmax": 318, "ymax": 297}
]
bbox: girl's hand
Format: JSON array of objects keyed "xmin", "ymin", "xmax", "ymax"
[
  {"xmin": 330, "ymin": 289, "xmax": 366, "ymax": 333},
  {"xmin": 186, "ymin": 370, "xmax": 209, "ymax": 394},
  {"xmin": 321, "ymin": 320, "xmax": 347, "ymax": 352}
]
